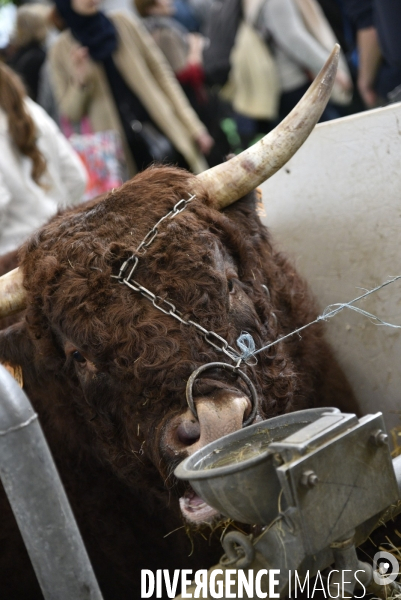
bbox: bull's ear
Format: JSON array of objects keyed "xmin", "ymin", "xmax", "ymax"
[{"xmin": 0, "ymin": 321, "xmax": 35, "ymax": 387}]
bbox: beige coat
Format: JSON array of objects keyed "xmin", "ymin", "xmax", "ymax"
[{"xmin": 49, "ymin": 11, "xmax": 209, "ymax": 176}]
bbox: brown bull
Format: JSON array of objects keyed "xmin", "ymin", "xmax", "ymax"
[{"xmin": 0, "ymin": 48, "xmax": 358, "ymax": 599}]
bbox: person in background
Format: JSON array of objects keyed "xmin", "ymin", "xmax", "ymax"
[
  {"xmin": 135, "ymin": 0, "xmax": 231, "ymax": 166},
  {"xmin": 49, "ymin": 0, "xmax": 214, "ymax": 176},
  {"xmin": 7, "ymin": 4, "xmax": 50, "ymax": 102},
  {"xmin": 135, "ymin": 0, "xmax": 201, "ymax": 81},
  {"xmin": 247, "ymin": 0, "xmax": 353, "ymax": 121},
  {"xmin": 172, "ymin": 0, "xmax": 213, "ymax": 34},
  {"xmin": 222, "ymin": 0, "xmax": 352, "ymax": 148},
  {"xmin": 184, "ymin": 0, "xmax": 213, "ymax": 33},
  {"xmin": 313, "ymin": 0, "xmax": 366, "ymax": 115},
  {"xmin": 316, "ymin": 0, "xmax": 349, "ymax": 53},
  {"xmin": 342, "ymin": 0, "xmax": 401, "ymax": 107},
  {"xmin": 171, "ymin": 0, "xmax": 201, "ymax": 32},
  {"xmin": 0, "ymin": 62, "xmax": 87, "ymax": 255}
]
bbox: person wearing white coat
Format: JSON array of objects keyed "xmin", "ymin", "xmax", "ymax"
[{"xmin": 0, "ymin": 65, "xmax": 87, "ymax": 255}]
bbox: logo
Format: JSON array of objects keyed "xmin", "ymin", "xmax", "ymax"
[{"xmin": 373, "ymin": 551, "xmax": 399, "ymax": 585}]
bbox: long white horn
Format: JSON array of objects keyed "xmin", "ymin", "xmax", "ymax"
[
  {"xmin": 0, "ymin": 268, "xmax": 26, "ymax": 318},
  {"xmin": 198, "ymin": 45, "xmax": 340, "ymax": 209}
]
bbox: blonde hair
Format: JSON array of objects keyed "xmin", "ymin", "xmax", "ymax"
[
  {"xmin": 12, "ymin": 4, "xmax": 51, "ymax": 48},
  {"xmin": 0, "ymin": 63, "xmax": 47, "ymax": 185}
]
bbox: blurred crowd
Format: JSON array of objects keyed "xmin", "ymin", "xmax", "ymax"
[{"xmin": 0, "ymin": 0, "xmax": 400, "ymax": 253}]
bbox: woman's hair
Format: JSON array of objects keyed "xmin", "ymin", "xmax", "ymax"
[
  {"xmin": 12, "ymin": 4, "xmax": 51, "ymax": 48},
  {"xmin": 0, "ymin": 62, "xmax": 47, "ymax": 185}
]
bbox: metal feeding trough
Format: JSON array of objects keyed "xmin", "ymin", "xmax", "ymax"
[
  {"xmin": 175, "ymin": 407, "xmax": 337, "ymax": 525},
  {"xmin": 175, "ymin": 407, "xmax": 398, "ymax": 538},
  {"xmin": 175, "ymin": 408, "xmax": 401, "ymax": 598}
]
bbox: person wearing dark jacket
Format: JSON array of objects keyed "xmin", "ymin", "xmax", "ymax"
[{"xmin": 342, "ymin": 0, "xmax": 401, "ymax": 105}]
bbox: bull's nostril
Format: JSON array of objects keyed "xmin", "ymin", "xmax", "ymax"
[{"xmin": 176, "ymin": 420, "xmax": 200, "ymax": 446}]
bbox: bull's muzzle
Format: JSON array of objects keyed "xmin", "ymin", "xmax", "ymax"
[{"xmin": 186, "ymin": 362, "xmax": 258, "ymax": 428}]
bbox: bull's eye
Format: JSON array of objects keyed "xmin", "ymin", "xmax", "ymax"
[
  {"xmin": 72, "ymin": 350, "xmax": 86, "ymax": 364},
  {"xmin": 227, "ymin": 279, "xmax": 235, "ymax": 293}
]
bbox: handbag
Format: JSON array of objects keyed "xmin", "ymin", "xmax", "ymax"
[
  {"xmin": 221, "ymin": 20, "xmax": 280, "ymax": 121},
  {"xmin": 69, "ymin": 129, "xmax": 126, "ymax": 201},
  {"xmin": 60, "ymin": 116, "xmax": 126, "ymax": 200}
]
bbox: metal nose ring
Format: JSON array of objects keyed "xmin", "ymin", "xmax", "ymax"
[{"xmin": 185, "ymin": 362, "xmax": 259, "ymax": 427}]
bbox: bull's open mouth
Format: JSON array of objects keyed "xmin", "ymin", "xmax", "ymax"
[{"xmin": 179, "ymin": 488, "xmax": 220, "ymax": 524}]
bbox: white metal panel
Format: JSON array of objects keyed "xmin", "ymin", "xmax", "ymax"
[{"xmin": 260, "ymin": 103, "xmax": 401, "ymax": 432}]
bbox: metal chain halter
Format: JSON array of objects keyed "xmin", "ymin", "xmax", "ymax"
[
  {"xmin": 112, "ymin": 194, "xmax": 255, "ymax": 364},
  {"xmin": 111, "ymin": 194, "xmax": 259, "ymax": 423}
]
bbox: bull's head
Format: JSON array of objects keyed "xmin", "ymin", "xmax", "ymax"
[{"xmin": 0, "ymin": 48, "xmax": 351, "ymax": 526}]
